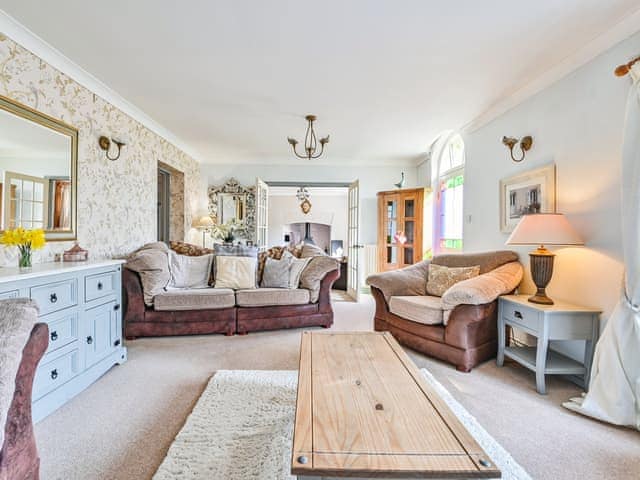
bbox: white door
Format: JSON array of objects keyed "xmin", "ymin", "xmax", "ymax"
[
  {"xmin": 255, "ymin": 178, "xmax": 269, "ymax": 248},
  {"xmin": 347, "ymin": 180, "xmax": 361, "ymax": 301}
]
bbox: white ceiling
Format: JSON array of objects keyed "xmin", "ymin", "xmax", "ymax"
[{"xmin": 1, "ymin": 1, "xmax": 639, "ymax": 166}]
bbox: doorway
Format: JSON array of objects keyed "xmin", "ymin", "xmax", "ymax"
[
  {"xmin": 157, "ymin": 168, "xmax": 171, "ymax": 243},
  {"xmin": 157, "ymin": 162, "xmax": 185, "ymax": 243}
]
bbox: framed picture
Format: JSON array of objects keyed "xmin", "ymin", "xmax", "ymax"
[{"xmin": 499, "ymin": 164, "xmax": 556, "ymax": 233}]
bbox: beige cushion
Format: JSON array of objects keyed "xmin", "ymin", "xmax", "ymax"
[
  {"xmin": 215, "ymin": 256, "xmax": 257, "ymax": 289},
  {"xmin": 299, "ymin": 256, "xmax": 339, "ymax": 303},
  {"xmin": 441, "ymin": 261, "xmax": 524, "ymax": 310},
  {"xmin": 235, "ymin": 288, "xmax": 310, "ymax": 307},
  {"xmin": 426, "ymin": 264, "xmax": 480, "ymax": 297},
  {"xmin": 301, "ymin": 243, "xmax": 327, "ymax": 258},
  {"xmin": 168, "ymin": 251, "xmax": 213, "ymax": 288},
  {"xmin": 125, "ymin": 243, "xmax": 171, "ymax": 306},
  {"xmin": 261, "ymin": 255, "xmax": 292, "ymax": 288},
  {"xmin": 288, "ymin": 254, "xmax": 312, "ymax": 288},
  {"xmin": 154, "ymin": 288, "xmax": 235, "ymax": 311},
  {"xmin": 389, "ymin": 295, "xmax": 444, "ymax": 326}
]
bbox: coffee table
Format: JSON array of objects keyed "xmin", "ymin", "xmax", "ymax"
[{"xmin": 291, "ymin": 331, "xmax": 501, "ymax": 479}]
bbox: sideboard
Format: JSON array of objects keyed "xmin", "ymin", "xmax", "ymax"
[{"xmin": 0, "ymin": 260, "xmax": 127, "ymax": 422}]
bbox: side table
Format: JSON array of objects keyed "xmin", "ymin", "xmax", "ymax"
[{"xmin": 497, "ymin": 295, "xmax": 600, "ymax": 394}]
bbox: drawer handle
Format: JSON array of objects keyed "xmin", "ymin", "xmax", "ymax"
[
  {"xmin": 86, "ymin": 335, "xmax": 93, "ymax": 345},
  {"xmin": 114, "ymin": 304, "xmax": 120, "ymax": 311},
  {"xmin": 114, "ymin": 339, "xmax": 121, "ymax": 347},
  {"xmin": 50, "ymin": 331, "xmax": 58, "ymax": 342},
  {"xmin": 97, "ymin": 282, "xmax": 104, "ymax": 290},
  {"xmin": 514, "ymin": 310, "xmax": 523, "ymax": 319},
  {"xmin": 50, "ymin": 369, "xmax": 58, "ymax": 380},
  {"xmin": 50, "ymin": 293, "xmax": 58, "ymax": 303}
]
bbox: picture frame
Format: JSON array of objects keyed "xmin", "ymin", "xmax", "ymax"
[{"xmin": 499, "ymin": 163, "xmax": 556, "ymax": 233}]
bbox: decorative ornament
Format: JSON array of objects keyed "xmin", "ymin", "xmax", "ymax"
[
  {"xmin": 394, "ymin": 231, "xmax": 407, "ymax": 245},
  {"xmin": 300, "ymin": 198, "xmax": 312, "ymax": 215}
]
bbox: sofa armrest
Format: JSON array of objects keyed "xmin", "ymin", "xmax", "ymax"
[
  {"xmin": 318, "ymin": 268, "xmax": 340, "ymax": 314},
  {"xmin": 444, "ymin": 302, "xmax": 498, "ymax": 350},
  {"xmin": 441, "ymin": 261, "xmax": 523, "ymax": 310},
  {"xmin": 366, "ymin": 260, "xmax": 430, "ymax": 302},
  {"xmin": 123, "ymin": 268, "xmax": 146, "ymax": 323}
]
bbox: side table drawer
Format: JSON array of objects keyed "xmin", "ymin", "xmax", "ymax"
[
  {"xmin": 31, "ymin": 279, "xmax": 77, "ymax": 315},
  {"xmin": 0, "ymin": 289, "xmax": 18, "ymax": 300},
  {"xmin": 85, "ymin": 270, "xmax": 118, "ymax": 302},
  {"xmin": 45, "ymin": 312, "xmax": 79, "ymax": 354},
  {"xmin": 502, "ymin": 302, "xmax": 540, "ymax": 331},
  {"xmin": 33, "ymin": 347, "xmax": 81, "ymax": 400}
]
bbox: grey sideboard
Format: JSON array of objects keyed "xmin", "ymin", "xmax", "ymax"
[{"xmin": 0, "ymin": 260, "xmax": 127, "ymax": 421}]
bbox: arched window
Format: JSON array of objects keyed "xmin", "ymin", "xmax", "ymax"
[{"xmin": 435, "ymin": 133, "xmax": 465, "ymax": 253}]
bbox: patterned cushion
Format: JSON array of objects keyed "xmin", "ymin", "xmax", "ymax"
[
  {"xmin": 426, "ymin": 264, "xmax": 480, "ymax": 297},
  {"xmin": 257, "ymin": 245, "xmax": 303, "ymax": 284},
  {"xmin": 169, "ymin": 241, "xmax": 213, "ymax": 256}
]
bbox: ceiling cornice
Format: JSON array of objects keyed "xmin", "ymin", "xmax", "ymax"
[
  {"xmin": 0, "ymin": 9, "xmax": 203, "ymax": 162},
  {"xmin": 463, "ymin": 6, "xmax": 640, "ymax": 134}
]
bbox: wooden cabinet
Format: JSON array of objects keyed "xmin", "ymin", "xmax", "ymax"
[
  {"xmin": 0, "ymin": 260, "xmax": 127, "ymax": 421},
  {"xmin": 377, "ymin": 187, "xmax": 431, "ymax": 272}
]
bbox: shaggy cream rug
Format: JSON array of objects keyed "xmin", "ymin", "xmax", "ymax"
[{"xmin": 153, "ymin": 369, "xmax": 530, "ymax": 480}]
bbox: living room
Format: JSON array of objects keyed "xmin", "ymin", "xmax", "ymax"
[{"xmin": 0, "ymin": 2, "xmax": 639, "ymax": 480}]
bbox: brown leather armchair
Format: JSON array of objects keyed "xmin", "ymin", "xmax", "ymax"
[
  {"xmin": 0, "ymin": 322, "xmax": 48, "ymax": 480},
  {"xmin": 367, "ymin": 251, "xmax": 522, "ymax": 372}
]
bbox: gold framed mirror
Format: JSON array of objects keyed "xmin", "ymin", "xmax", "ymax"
[{"xmin": 0, "ymin": 95, "xmax": 78, "ymax": 241}]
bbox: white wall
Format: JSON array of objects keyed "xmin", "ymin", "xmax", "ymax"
[
  {"xmin": 204, "ymin": 164, "xmax": 419, "ymax": 245},
  {"xmin": 267, "ymin": 193, "xmax": 348, "ymax": 248},
  {"xmin": 463, "ymin": 31, "xmax": 640, "ymax": 355}
]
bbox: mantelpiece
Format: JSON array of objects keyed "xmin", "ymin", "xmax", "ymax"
[{"xmin": 0, "ymin": 260, "xmax": 127, "ymax": 421}]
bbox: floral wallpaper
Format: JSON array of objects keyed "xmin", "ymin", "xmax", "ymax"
[{"xmin": 0, "ymin": 33, "xmax": 202, "ymax": 266}]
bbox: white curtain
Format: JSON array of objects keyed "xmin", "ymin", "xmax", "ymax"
[{"xmin": 563, "ymin": 65, "xmax": 640, "ymax": 429}]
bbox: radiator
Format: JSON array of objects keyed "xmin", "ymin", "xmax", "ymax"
[{"xmin": 363, "ymin": 244, "xmax": 379, "ymax": 281}]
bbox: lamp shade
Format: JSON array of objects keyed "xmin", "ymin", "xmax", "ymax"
[
  {"xmin": 506, "ymin": 213, "xmax": 583, "ymax": 246},
  {"xmin": 192, "ymin": 215, "xmax": 214, "ymax": 229}
]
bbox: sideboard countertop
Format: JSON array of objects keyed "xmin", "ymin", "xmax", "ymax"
[{"xmin": 0, "ymin": 259, "xmax": 125, "ymax": 283}]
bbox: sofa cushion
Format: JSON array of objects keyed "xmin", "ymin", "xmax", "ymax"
[
  {"xmin": 431, "ymin": 250, "xmax": 519, "ymax": 274},
  {"xmin": 300, "ymin": 243, "xmax": 327, "ymax": 258},
  {"xmin": 215, "ymin": 256, "xmax": 257, "ymax": 289},
  {"xmin": 235, "ymin": 288, "xmax": 310, "ymax": 307},
  {"xmin": 154, "ymin": 288, "xmax": 235, "ymax": 311},
  {"xmin": 125, "ymin": 243, "xmax": 171, "ymax": 306},
  {"xmin": 426, "ymin": 264, "xmax": 480, "ymax": 297},
  {"xmin": 257, "ymin": 245, "xmax": 303, "ymax": 284},
  {"xmin": 168, "ymin": 251, "xmax": 213, "ymax": 288},
  {"xmin": 389, "ymin": 295, "xmax": 444, "ymax": 325},
  {"xmin": 299, "ymin": 256, "xmax": 339, "ymax": 303},
  {"xmin": 169, "ymin": 241, "xmax": 213, "ymax": 257},
  {"xmin": 289, "ymin": 254, "xmax": 312, "ymax": 288},
  {"xmin": 261, "ymin": 255, "xmax": 292, "ymax": 288}
]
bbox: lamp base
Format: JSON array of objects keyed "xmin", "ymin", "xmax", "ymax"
[{"xmin": 528, "ymin": 247, "xmax": 555, "ymax": 305}]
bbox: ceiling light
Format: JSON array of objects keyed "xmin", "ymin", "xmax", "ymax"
[{"xmin": 287, "ymin": 115, "xmax": 329, "ymax": 160}]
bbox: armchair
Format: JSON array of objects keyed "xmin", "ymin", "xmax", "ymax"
[{"xmin": 367, "ymin": 250, "xmax": 522, "ymax": 372}]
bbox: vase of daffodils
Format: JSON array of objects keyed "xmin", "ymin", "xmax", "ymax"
[{"xmin": 0, "ymin": 227, "xmax": 46, "ymax": 271}]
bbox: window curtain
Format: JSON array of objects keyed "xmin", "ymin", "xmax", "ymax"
[{"xmin": 563, "ymin": 64, "xmax": 640, "ymax": 429}]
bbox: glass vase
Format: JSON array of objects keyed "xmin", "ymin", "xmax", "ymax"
[{"xmin": 18, "ymin": 247, "xmax": 32, "ymax": 271}]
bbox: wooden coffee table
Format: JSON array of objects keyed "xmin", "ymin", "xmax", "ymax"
[{"xmin": 291, "ymin": 331, "xmax": 501, "ymax": 479}]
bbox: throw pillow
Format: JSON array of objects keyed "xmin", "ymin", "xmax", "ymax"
[
  {"xmin": 168, "ymin": 251, "xmax": 213, "ymax": 288},
  {"xmin": 299, "ymin": 256, "xmax": 339, "ymax": 302},
  {"xmin": 257, "ymin": 245, "xmax": 303, "ymax": 284},
  {"xmin": 288, "ymin": 253, "xmax": 312, "ymax": 289},
  {"xmin": 261, "ymin": 255, "xmax": 293, "ymax": 288},
  {"xmin": 426, "ymin": 264, "xmax": 480, "ymax": 297},
  {"xmin": 169, "ymin": 240, "xmax": 214, "ymax": 257},
  {"xmin": 125, "ymin": 243, "xmax": 171, "ymax": 306},
  {"xmin": 215, "ymin": 256, "xmax": 257, "ymax": 289},
  {"xmin": 301, "ymin": 243, "xmax": 327, "ymax": 258}
]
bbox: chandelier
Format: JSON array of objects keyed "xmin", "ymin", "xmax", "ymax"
[{"xmin": 287, "ymin": 115, "xmax": 330, "ymax": 160}]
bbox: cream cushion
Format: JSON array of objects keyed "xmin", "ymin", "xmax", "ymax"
[
  {"xmin": 235, "ymin": 288, "xmax": 310, "ymax": 307},
  {"xmin": 426, "ymin": 264, "xmax": 480, "ymax": 297},
  {"xmin": 154, "ymin": 288, "xmax": 235, "ymax": 311},
  {"xmin": 168, "ymin": 251, "xmax": 213, "ymax": 288},
  {"xmin": 389, "ymin": 295, "xmax": 445, "ymax": 326},
  {"xmin": 215, "ymin": 256, "xmax": 257, "ymax": 289},
  {"xmin": 288, "ymin": 254, "xmax": 312, "ymax": 289}
]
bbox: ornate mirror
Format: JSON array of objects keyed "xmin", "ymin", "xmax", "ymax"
[
  {"xmin": 208, "ymin": 178, "xmax": 255, "ymax": 240},
  {"xmin": 0, "ymin": 95, "xmax": 78, "ymax": 240}
]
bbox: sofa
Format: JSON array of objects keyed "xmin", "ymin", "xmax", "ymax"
[
  {"xmin": 0, "ymin": 300, "xmax": 48, "ymax": 480},
  {"xmin": 123, "ymin": 242, "xmax": 340, "ymax": 338},
  {"xmin": 366, "ymin": 250, "xmax": 522, "ymax": 372}
]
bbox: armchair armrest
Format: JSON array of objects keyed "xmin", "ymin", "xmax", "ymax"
[
  {"xmin": 441, "ymin": 261, "xmax": 523, "ymax": 310},
  {"xmin": 366, "ymin": 261, "xmax": 430, "ymax": 302}
]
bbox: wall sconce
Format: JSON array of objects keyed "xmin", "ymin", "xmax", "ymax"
[
  {"xmin": 502, "ymin": 135, "xmax": 533, "ymax": 163},
  {"xmin": 99, "ymin": 135, "xmax": 126, "ymax": 161}
]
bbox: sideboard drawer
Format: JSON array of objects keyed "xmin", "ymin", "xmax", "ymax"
[
  {"xmin": 0, "ymin": 289, "xmax": 18, "ymax": 300},
  {"xmin": 33, "ymin": 347, "xmax": 81, "ymax": 401},
  {"xmin": 502, "ymin": 302, "xmax": 540, "ymax": 332},
  {"xmin": 45, "ymin": 312, "xmax": 79, "ymax": 354},
  {"xmin": 85, "ymin": 270, "xmax": 118, "ymax": 302},
  {"xmin": 31, "ymin": 279, "xmax": 77, "ymax": 315}
]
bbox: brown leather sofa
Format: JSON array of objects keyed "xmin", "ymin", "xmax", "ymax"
[
  {"xmin": 367, "ymin": 251, "xmax": 521, "ymax": 372},
  {"xmin": 0, "ymin": 322, "xmax": 48, "ymax": 480},
  {"xmin": 123, "ymin": 268, "xmax": 340, "ymax": 338}
]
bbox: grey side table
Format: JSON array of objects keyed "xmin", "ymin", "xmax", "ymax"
[{"xmin": 497, "ymin": 295, "xmax": 600, "ymax": 394}]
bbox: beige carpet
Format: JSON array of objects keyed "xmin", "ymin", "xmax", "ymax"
[{"xmin": 35, "ymin": 296, "xmax": 640, "ymax": 480}]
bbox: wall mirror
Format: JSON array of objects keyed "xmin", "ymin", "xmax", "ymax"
[
  {"xmin": 208, "ymin": 178, "xmax": 255, "ymax": 240},
  {"xmin": 0, "ymin": 95, "xmax": 78, "ymax": 240},
  {"xmin": 219, "ymin": 193, "xmax": 246, "ymax": 224}
]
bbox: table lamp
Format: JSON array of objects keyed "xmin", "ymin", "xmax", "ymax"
[
  {"xmin": 192, "ymin": 215, "xmax": 215, "ymax": 247},
  {"xmin": 506, "ymin": 213, "xmax": 583, "ymax": 305}
]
